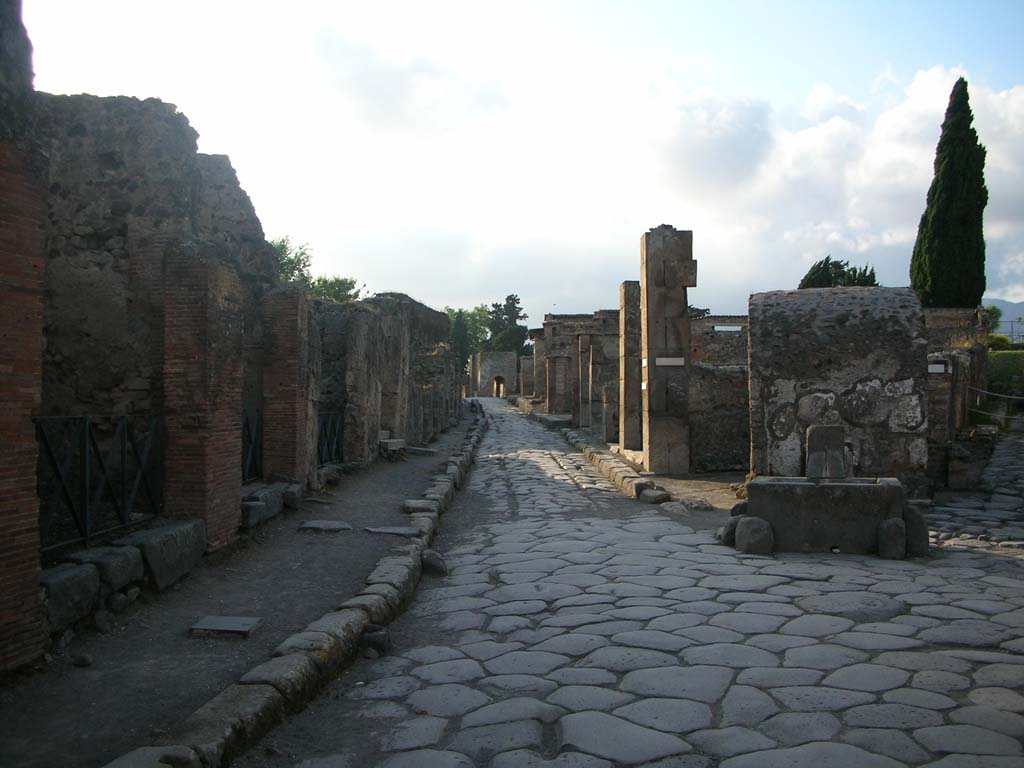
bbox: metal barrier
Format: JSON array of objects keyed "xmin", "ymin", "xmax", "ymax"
[
  {"xmin": 242, "ymin": 408, "xmax": 262, "ymax": 482},
  {"xmin": 318, "ymin": 412, "xmax": 343, "ymax": 466},
  {"xmin": 35, "ymin": 415, "xmax": 162, "ymax": 552}
]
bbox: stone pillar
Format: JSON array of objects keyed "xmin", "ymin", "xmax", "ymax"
[
  {"xmin": 640, "ymin": 226, "xmax": 697, "ymax": 474},
  {"xmin": 0, "ymin": 10, "xmax": 48, "ymax": 669},
  {"xmin": 163, "ymin": 253, "xmax": 244, "ymax": 550},
  {"xmin": 619, "ymin": 281, "xmax": 642, "ymax": 451},
  {"xmin": 262, "ymin": 286, "xmax": 311, "ymax": 485},
  {"xmin": 577, "ymin": 334, "xmax": 591, "ymax": 428},
  {"xmin": 601, "ymin": 383, "xmax": 619, "ymax": 443},
  {"xmin": 519, "ymin": 355, "xmax": 534, "ymax": 397},
  {"xmin": 531, "ymin": 330, "xmax": 546, "ymax": 400}
]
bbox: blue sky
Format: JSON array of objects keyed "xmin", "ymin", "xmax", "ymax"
[{"xmin": 22, "ymin": 1, "xmax": 1024, "ymax": 323}]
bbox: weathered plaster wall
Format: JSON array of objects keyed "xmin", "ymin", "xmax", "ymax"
[
  {"xmin": 689, "ymin": 363, "xmax": 749, "ymax": 472},
  {"xmin": 749, "ymin": 287, "xmax": 929, "ymax": 485}
]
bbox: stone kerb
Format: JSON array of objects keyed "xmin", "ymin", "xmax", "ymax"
[{"xmin": 105, "ymin": 407, "xmax": 488, "ymax": 768}]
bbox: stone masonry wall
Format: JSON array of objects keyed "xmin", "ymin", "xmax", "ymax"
[
  {"xmin": 923, "ymin": 307, "xmax": 988, "ymax": 352},
  {"xmin": 691, "ymin": 315, "xmax": 748, "ymax": 366},
  {"xmin": 0, "ymin": 0, "xmax": 48, "ymax": 674},
  {"xmin": 689, "ymin": 363, "xmax": 749, "ymax": 472},
  {"xmin": 749, "ymin": 287, "xmax": 929, "ymax": 485},
  {"xmin": 475, "ymin": 351, "xmax": 518, "ymax": 397}
]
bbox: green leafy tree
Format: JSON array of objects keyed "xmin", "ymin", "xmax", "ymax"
[
  {"xmin": 910, "ymin": 77, "xmax": 989, "ymax": 307},
  {"xmin": 445, "ymin": 304, "xmax": 489, "ymax": 358},
  {"xmin": 984, "ymin": 304, "xmax": 1003, "ymax": 333},
  {"xmin": 483, "ymin": 294, "xmax": 529, "ymax": 356},
  {"xmin": 269, "ymin": 236, "xmax": 362, "ymax": 304},
  {"xmin": 799, "ymin": 255, "xmax": 878, "ymax": 288},
  {"xmin": 450, "ymin": 310, "xmax": 471, "ymax": 372}
]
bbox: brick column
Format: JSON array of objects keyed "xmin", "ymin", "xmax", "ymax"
[
  {"xmin": 619, "ymin": 280, "xmax": 642, "ymax": 451},
  {"xmin": 163, "ymin": 253, "xmax": 244, "ymax": 550},
  {"xmin": 530, "ymin": 330, "xmax": 546, "ymax": 400},
  {"xmin": 577, "ymin": 334, "xmax": 591, "ymax": 428},
  {"xmin": 262, "ymin": 286, "xmax": 311, "ymax": 485},
  {"xmin": 641, "ymin": 226, "xmax": 697, "ymax": 474},
  {"xmin": 0, "ymin": 129, "xmax": 48, "ymax": 674}
]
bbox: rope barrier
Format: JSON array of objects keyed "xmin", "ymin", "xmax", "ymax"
[
  {"xmin": 968, "ymin": 407, "xmax": 1024, "ymax": 421},
  {"xmin": 968, "ymin": 386, "xmax": 1024, "ymax": 401}
]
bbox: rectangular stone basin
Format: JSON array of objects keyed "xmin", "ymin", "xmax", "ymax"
[{"xmin": 747, "ymin": 476, "xmax": 904, "ymax": 554}]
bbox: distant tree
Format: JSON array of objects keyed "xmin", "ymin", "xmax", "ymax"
[
  {"xmin": 482, "ymin": 294, "xmax": 530, "ymax": 356},
  {"xmin": 449, "ymin": 310, "xmax": 471, "ymax": 372},
  {"xmin": 688, "ymin": 305, "xmax": 711, "ymax": 319},
  {"xmin": 910, "ymin": 77, "xmax": 988, "ymax": 307},
  {"xmin": 799, "ymin": 255, "xmax": 878, "ymax": 289},
  {"xmin": 985, "ymin": 303, "xmax": 1003, "ymax": 332},
  {"xmin": 445, "ymin": 304, "xmax": 489, "ymax": 362},
  {"xmin": 269, "ymin": 236, "xmax": 362, "ymax": 304}
]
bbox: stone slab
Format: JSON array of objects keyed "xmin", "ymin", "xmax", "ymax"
[
  {"xmin": 116, "ymin": 520, "xmax": 206, "ymax": 591},
  {"xmin": 190, "ymin": 616, "xmax": 262, "ymax": 638},
  {"xmin": 299, "ymin": 520, "xmax": 352, "ymax": 533},
  {"xmin": 61, "ymin": 546, "xmax": 144, "ymax": 591},
  {"xmin": 39, "ymin": 563, "xmax": 100, "ymax": 633}
]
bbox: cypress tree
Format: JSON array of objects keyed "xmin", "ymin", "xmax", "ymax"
[{"xmin": 910, "ymin": 77, "xmax": 988, "ymax": 307}]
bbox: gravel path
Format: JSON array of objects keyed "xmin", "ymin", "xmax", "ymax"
[{"xmin": 235, "ymin": 399, "xmax": 1024, "ymax": 768}]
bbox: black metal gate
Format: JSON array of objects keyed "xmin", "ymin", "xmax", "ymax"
[
  {"xmin": 35, "ymin": 415, "xmax": 162, "ymax": 553},
  {"xmin": 241, "ymin": 408, "xmax": 262, "ymax": 482},
  {"xmin": 318, "ymin": 412, "xmax": 343, "ymax": 466}
]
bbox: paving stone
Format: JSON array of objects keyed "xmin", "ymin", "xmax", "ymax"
[
  {"xmin": 842, "ymin": 728, "xmax": 930, "ymax": 763},
  {"xmin": 463, "ymin": 697, "xmax": 565, "ymax": 727},
  {"xmin": 484, "ymin": 651, "xmax": 569, "ymax": 675},
  {"xmin": 918, "ymin": 620, "xmax": 1012, "ymax": 647},
  {"xmin": 736, "ymin": 667, "xmax": 823, "ymax": 687},
  {"xmin": 620, "ymin": 666, "xmax": 733, "ymax": 703},
  {"xmin": 973, "ymin": 662, "xmax": 1024, "ymax": 688},
  {"xmin": 873, "ymin": 652, "xmax": 973, "ymax": 673},
  {"xmin": 844, "ymin": 702, "xmax": 944, "ymax": 728},
  {"xmin": 821, "ymin": 663, "xmax": 909, "ymax": 692},
  {"xmin": 461, "ymin": 641, "xmax": 524, "ymax": 661},
  {"xmin": 770, "ymin": 686, "xmax": 874, "ymax": 711},
  {"xmin": 446, "ymin": 720, "xmax": 544, "ymax": 762},
  {"xmin": 682, "ymin": 643, "xmax": 780, "ymax": 668},
  {"xmin": 744, "ymin": 634, "xmax": 817, "ymax": 652},
  {"xmin": 411, "ymin": 659, "xmax": 485, "ymax": 684},
  {"xmin": 918, "ymin": 756, "xmax": 1024, "ymax": 767},
  {"xmin": 613, "ymin": 698, "xmax": 712, "ymax": 733},
  {"xmin": 699, "ymin": 575, "xmax": 789, "ymax": 591},
  {"xmin": 914, "ymin": 724, "xmax": 1023, "ymax": 755},
  {"xmin": 380, "ymin": 750, "xmax": 474, "ymax": 768},
  {"xmin": 912, "ymin": 670, "xmax": 971, "ymax": 693},
  {"xmin": 548, "ymin": 668, "xmax": 618, "ymax": 686},
  {"xmin": 348, "ymin": 676, "xmax": 421, "ymax": 700},
  {"xmin": 758, "ymin": 713, "xmax": 840, "ymax": 746},
  {"xmin": 485, "ymin": 582, "xmax": 583, "ymax": 602},
  {"xmin": 720, "ymin": 685, "xmax": 779, "ymax": 726},
  {"xmin": 491, "ymin": 750, "xmax": 613, "ymax": 768},
  {"xmin": 558, "ymin": 712, "xmax": 691, "ymax": 763},
  {"xmin": 782, "ymin": 643, "xmax": 869, "ymax": 670},
  {"xmin": 882, "ymin": 688, "xmax": 957, "ymax": 709},
  {"xmin": 611, "ymin": 630, "xmax": 691, "ymax": 652},
  {"xmin": 381, "ymin": 716, "xmax": 447, "ymax": 751},
  {"xmin": 709, "ymin": 613, "xmax": 787, "ymax": 634},
  {"xmin": 796, "ymin": 592, "xmax": 904, "ymax": 622},
  {"xmin": 404, "ymin": 646, "xmax": 466, "ymax": 664},
  {"xmin": 967, "ymin": 686, "xmax": 1024, "ymax": 711},
  {"xmin": 406, "ymin": 684, "xmax": 491, "ymax": 716},
  {"xmin": 579, "ymin": 646, "xmax": 678, "ymax": 672},
  {"xmin": 831, "ymin": 631, "xmax": 924, "ymax": 651},
  {"xmin": 719, "ymin": 742, "xmax": 905, "ymax": 768},
  {"xmin": 479, "ymin": 675, "xmax": 559, "ymax": 695},
  {"xmin": 490, "ymin": 616, "xmax": 532, "ymax": 634},
  {"xmin": 547, "ymin": 685, "xmax": 635, "ymax": 712},
  {"xmin": 687, "ymin": 727, "xmax": 775, "ymax": 757},
  {"xmin": 532, "ymin": 633, "xmax": 610, "ymax": 656}
]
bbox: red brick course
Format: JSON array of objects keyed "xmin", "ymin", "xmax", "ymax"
[
  {"xmin": 163, "ymin": 251, "xmax": 243, "ymax": 550},
  {"xmin": 262, "ymin": 287, "xmax": 311, "ymax": 483},
  {"xmin": 0, "ymin": 139, "xmax": 48, "ymax": 673}
]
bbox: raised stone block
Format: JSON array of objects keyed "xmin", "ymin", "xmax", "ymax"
[
  {"xmin": 246, "ymin": 487, "xmax": 283, "ymax": 519},
  {"xmin": 190, "ymin": 616, "xmax": 262, "ymax": 638},
  {"xmin": 40, "ymin": 563, "xmax": 100, "ymax": 633},
  {"xmin": 116, "ymin": 520, "xmax": 207, "ymax": 591},
  {"xmin": 736, "ymin": 516, "xmax": 775, "ymax": 554},
  {"xmin": 380, "ymin": 438, "xmax": 406, "ymax": 451},
  {"xmin": 903, "ymin": 503, "xmax": 930, "ymax": 557},
  {"xmin": 747, "ymin": 476, "xmax": 904, "ymax": 554},
  {"xmin": 877, "ymin": 517, "xmax": 907, "ymax": 560},
  {"xmin": 61, "ymin": 546, "xmax": 143, "ymax": 591},
  {"xmin": 240, "ymin": 502, "xmax": 266, "ymax": 529}
]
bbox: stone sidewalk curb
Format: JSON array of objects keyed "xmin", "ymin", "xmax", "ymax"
[{"xmin": 101, "ymin": 413, "xmax": 490, "ymax": 768}]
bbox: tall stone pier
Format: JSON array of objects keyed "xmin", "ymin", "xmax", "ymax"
[
  {"xmin": 640, "ymin": 226, "xmax": 697, "ymax": 474},
  {"xmin": 529, "ymin": 328, "xmax": 546, "ymax": 401},
  {"xmin": 619, "ymin": 281, "xmax": 642, "ymax": 451},
  {"xmin": 577, "ymin": 333, "xmax": 592, "ymax": 428}
]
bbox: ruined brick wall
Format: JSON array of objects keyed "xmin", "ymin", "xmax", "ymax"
[
  {"xmin": 34, "ymin": 95, "xmax": 276, "ymax": 422},
  {"xmin": 476, "ymin": 351, "xmax": 518, "ymax": 397},
  {"xmin": 530, "ymin": 330, "xmax": 546, "ymax": 401},
  {"xmin": 689, "ymin": 363, "xmax": 749, "ymax": 471},
  {"xmin": 923, "ymin": 307, "xmax": 987, "ymax": 352},
  {"xmin": 316, "ymin": 294, "xmax": 456, "ymax": 463},
  {"xmin": 691, "ymin": 315, "xmax": 748, "ymax": 365},
  {"xmin": 0, "ymin": 0, "xmax": 47, "ymax": 673},
  {"xmin": 749, "ymin": 288, "xmax": 929, "ymax": 486},
  {"xmin": 926, "ymin": 345, "xmax": 987, "ymax": 486},
  {"xmin": 544, "ymin": 314, "xmax": 598, "ymax": 416},
  {"xmin": 519, "ymin": 356, "xmax": 534, "ymax": 396}
]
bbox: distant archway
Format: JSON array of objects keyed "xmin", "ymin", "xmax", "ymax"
[{"xmin": 492, "ymin": 376, "xmax": 505, "ymax": 398}]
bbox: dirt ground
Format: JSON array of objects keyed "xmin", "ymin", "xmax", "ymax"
[{"xmin": 0, "ymin": 418, "xmax": 470, "ymax": 768}]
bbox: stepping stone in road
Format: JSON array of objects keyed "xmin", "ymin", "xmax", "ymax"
[
  {"xmin": 365, "ymin": 526, "xmax": 421, "ymax": 537},
  {"xmin": 299, "ymin": 520, "xmax": 352, "ymax": 533},
  {"xmin": 189, "ymin": 615, "xmax": 262, "ymax": 638}
]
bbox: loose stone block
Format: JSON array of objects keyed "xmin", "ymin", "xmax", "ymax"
[
  {"xmin": 877, "ymin": 517, "xmax": 907, "ymax": 560},
  {"xmin": 61, "ymin": 546, "xmax": 143, "ymax": 591},
  {"xmin": 735, "ymin": 516, "xmax": 774, "ymax": 554},
  {"xmin": 115, "ymin": 519, "xmax": 206, "ymax": 591},
  {"xmin": 39, "ymin": 563, "xmax": 100, "ymax": 633},
  {"xmin": 190, "ymin": 616, "xmax": 262, "ymax": 638}
]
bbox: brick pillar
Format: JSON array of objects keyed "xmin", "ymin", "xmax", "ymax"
[
  {"xmin": 619, "ymin": 281, "xmax": 642, "ymax": 451},
  {"xmin": 577, "ymin": 334, "xmax": 591, "ymax": 428},
  {"xmin": 531, "ymin": 332, "xmax": 546, "ymax": 400},
  {"xmin": 641, "ymin": 226, "xmax": 697, "ymax": 474},
  {"xmin": 262, "ymin": 286, "xmax": 310, "ymax": 485},
  {"xmin": 163, "ymin": 253, "xmax": 244, "ymax": 550},
  {"xmin": 0, "ymin": 129, "xmax": 48, "ymax": 674}
]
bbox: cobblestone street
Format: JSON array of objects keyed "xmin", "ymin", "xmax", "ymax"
[{"xmin": 239, "ymin": 399, "xmax": 1024, "ymax": 768}]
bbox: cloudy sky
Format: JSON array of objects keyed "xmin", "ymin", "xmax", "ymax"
[{"xmin": 23, "ymin": 0, "xmax": 1024, "ymax": 325}]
